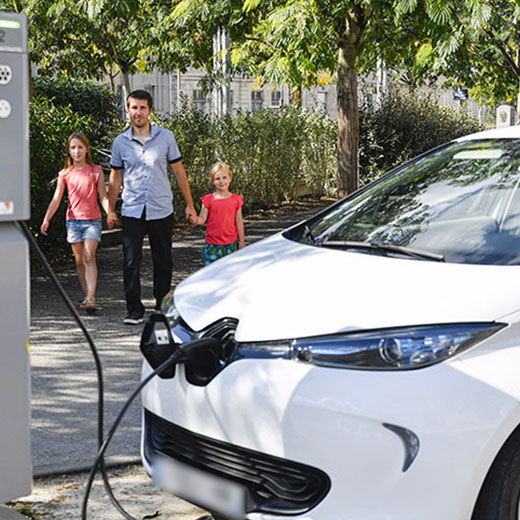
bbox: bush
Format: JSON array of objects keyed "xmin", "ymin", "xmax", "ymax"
[
  {"xmin": 32, "ymin": 76, "xmax": 120, "ymax": 150},
  {"xmin": 299, "ymin": 110, "xmax": 337, "ymax": 196},
  {"xmin": 159, "ymin": 102, "xmax": 337, "ymax": 220},
  {"xmin": 359, "ymin": 92, "xmax": 483, "ymax": 184}
]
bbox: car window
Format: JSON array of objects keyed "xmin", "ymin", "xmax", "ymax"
[{"xmin": 287, "ymin": 139, "xmax": 520, "ymax": 265}]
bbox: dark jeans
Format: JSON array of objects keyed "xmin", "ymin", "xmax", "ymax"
[{"xmin": 122, "ymin": 212, "xmax": 173, "ymax": 316}]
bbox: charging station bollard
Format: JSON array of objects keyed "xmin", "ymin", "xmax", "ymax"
[{"xmin": 0, "ymin": 11, "xmax": 32, "ymax": 504}]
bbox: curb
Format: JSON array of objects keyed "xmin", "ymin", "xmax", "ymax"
[
  {"xmin": 0, "ymin": 506, "xmax": 27, "ymax": 520},
  {"xmin": 33, "ymin": 455, "xmax": 141, "ymax": 479}
]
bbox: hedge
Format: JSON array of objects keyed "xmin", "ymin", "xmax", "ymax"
[
  {"xmin": 32, "ymin": 76, "xmax": 120, "ymax": 149},
  {"xmin": 359, "ymin": 92, "xmax": 483, "ymax": 184},
  {"xmin": 158, "ymin": 100, "xmax": 337, "ymax": 220}
]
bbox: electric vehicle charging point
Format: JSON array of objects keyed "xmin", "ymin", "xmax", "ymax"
[{"xmin": 0, "ymin": 10, "xmax": 32, "ymax": 514}]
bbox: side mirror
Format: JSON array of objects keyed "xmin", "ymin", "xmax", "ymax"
[{"xmin": 140, "ymin": 312, "xmax": 179, "ymax": 379}]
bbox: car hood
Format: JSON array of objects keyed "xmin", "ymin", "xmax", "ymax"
[{"xmin": 175, "ymin": 233, "xmax": 520, "ymax": 341}]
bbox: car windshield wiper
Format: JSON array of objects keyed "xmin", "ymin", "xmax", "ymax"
[{"xmin": 320, "ymin": 240, "xmax": 445, "ymax": 262}]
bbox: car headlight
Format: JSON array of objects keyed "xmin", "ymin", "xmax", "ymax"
[
  {"xmin": 291, "ymin": 323, "xmax": 505, "ymax": 370},
  {"xmin": 236, "ymin": 323, "xmax": 505, "ymax": 370},
  {"xmin": 160, "ymin": 291, "xmax": 182, "ymax": 328}
]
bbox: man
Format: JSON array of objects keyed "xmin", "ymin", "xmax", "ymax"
[{"xmin": 108, "ymin": 90, "xmax": 196, "ymax": 324}]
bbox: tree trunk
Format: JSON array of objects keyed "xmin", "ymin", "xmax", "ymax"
[
  {"xmin": 121, "ymin": 71, "xmax": 131, "ymax": 100},
  {"xmin": 517, "ymin": 76, "xmax": 520, "ymax": 124},
  {"xmin": 336, "ymin": 8, "xmax": 369, "ymax": 198},
  {"xmin": 517, "ymin": 49, "xmax": 520, "ymax": 123},
  {"xmin": 119, "ymin": 68, "xmax": 132, "ymax": 116}
]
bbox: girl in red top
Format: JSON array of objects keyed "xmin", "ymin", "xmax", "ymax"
[
  {"xmin": 41, "ymin": 132, "xmax": 109, "ymax": 312},
  {"xmin": 190, "ymin": 162, "xmax": 245, "ymax": 266}
]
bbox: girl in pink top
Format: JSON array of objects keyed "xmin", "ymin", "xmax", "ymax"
[
  {"xmin": 41, "ymin": 132, "xmax": 109, "ymax": 312},
  {"xmin": 190, "ymin": 162, "xmax": 245, "ymax": 266}
]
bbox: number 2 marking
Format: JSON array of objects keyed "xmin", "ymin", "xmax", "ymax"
[{"xmin": 0, "ymin": 31, "xmax": 5, "ymax": 43}]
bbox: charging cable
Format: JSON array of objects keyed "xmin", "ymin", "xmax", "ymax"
[
  {"xmin": 81, "ymin": 337, "xmax": 217, "ymax": 519},
  {"xmin": 19, "ymin": 221, "xmax": 146, "ymax": 520}
]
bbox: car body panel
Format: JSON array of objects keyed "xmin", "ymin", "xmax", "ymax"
[{"xmin": 175, "ymin": 233, "xmax": 520, "ymax": 342}]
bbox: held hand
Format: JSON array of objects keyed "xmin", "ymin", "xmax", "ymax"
[
  {"xmin": 185, "ymin": 205, "xmax": 197, "ymax": 222},
  {"xmin": 40, "ymin": 221, "xmax": 49, "ymax": 236},
  {"xmin": 188, "ymin": 215, "xmax": 199, "ymax": 227},
  {"xmin": 107, "ymin": 211, "xmax": 120, "ymax": 229}
]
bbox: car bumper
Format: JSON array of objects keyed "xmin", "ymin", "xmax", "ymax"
[{"xmin": 141, "ymin": 353, "xmax": 519, "ymax": 520}]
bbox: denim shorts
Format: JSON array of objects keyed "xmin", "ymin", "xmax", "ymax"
[{"xmin": 66, "ymin": 219, "xmax": 102, "ymax": 244}]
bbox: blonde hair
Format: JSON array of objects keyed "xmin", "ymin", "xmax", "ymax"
[{"xmin": 210, "ymin": 162, "xmax": 232, "ymax": 183}]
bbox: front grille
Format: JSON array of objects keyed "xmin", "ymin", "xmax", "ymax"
[{"xmin": 144, "ymin": 409, "xmax": 330, "ymax": 516}]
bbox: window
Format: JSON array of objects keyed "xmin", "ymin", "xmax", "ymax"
[
  {"xmin": 144, "ymin": 85, "xmax": 155, "ymax": 101},
  {"xmin": 317, "ymin": 91, "xmax": 327, "ymax": 111},
  {"xmin": 193, "ymin": 90, "xmax": 207, "ymax": 112},
  {"xmin": 251, "ymin": 90, "xmax": 263, "ymax": 110},
  {"xmin": 271, "ymin": 91, "xmax": 282, "ymax": 107}
]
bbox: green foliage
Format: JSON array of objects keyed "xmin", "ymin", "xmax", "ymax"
[
  {"xmin": 159, "ymin": 102, "xmax": 336, "ymax": 218},
  {"xmin": 359, "ymin": 91, "xmax": 483, "ymax": 184},
  {"xmin": 29, "ymin": 96, "xmax": 95, "ymax": 263},
  {"xmin": 32, "ymin": 76, "xmax": 120, "ymax": 148},
  {"xmin": 155, "ymin": 93, "xmax": 481, "ymax": 218}
]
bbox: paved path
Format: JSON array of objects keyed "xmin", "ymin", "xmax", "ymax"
[{"xmin": 29, "ymin": 201, "xmax": 329, "ymax": 476}]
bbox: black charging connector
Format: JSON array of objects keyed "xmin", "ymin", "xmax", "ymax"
[{"xmin": 81, "ymin": 337, "xmax": 220, "ymax": 519}]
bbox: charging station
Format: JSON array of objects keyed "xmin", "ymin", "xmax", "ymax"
[{"xmin": 0, "ymin": 10, "xmax": 32, "ymax": 505}]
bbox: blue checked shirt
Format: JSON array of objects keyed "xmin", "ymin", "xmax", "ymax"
[{"xmin": 110, "ymin": 124, "xmax": 182, "ymax": 220}]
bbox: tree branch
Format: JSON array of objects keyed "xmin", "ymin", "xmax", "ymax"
[{"xmin": 483, "ymin": 27, "xmax": 520, "ymax": 77}]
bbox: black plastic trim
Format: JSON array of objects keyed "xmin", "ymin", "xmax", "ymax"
[{"xmin": 144, "ymin": 409, "xmax": 331, "ymax": 516}]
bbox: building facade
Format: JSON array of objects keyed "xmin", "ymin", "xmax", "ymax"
[{"xmin": 127, "ymin": 67, "xmax": 484, "ymax": 122}]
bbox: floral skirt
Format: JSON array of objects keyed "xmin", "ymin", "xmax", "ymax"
[{"xmin": 203, "ymin": 240, "xmax": 239, "ymax": 266}]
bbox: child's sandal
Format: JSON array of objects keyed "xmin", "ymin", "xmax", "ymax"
[{"xmin": 82, "ymin": 299, "xmax": 98, "ymax": 314}]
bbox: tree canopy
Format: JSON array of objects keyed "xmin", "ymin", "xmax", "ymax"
[{"xmin": 4, "ymin": 0, "xmax": 520, "ymax": 195}]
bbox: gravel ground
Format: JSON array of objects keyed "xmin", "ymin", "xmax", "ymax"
[
  {"xmin": 6, "ymin": 465, "xmax": 208, "ymax": 520},
  {"xmin": 5, "ymin": 199, "xmax": 331, "ymax": 520}
]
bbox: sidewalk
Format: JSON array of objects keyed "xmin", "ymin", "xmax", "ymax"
[{"xmin": 7, "ymin": 200, "xmax": 329, "ymax": 518}]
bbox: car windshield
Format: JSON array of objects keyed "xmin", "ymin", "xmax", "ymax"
[{"xmin": 287, "ymin": 138, "xmax": 520, "ymax": 265}]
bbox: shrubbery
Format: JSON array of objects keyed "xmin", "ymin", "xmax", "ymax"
[
  {"xmin": 160, "ymin": 92, "xmax": 481, "ymax": 222},
  {"xmin": 359, "ymin": 92, "xmax": 483, "ymax": 184},
  {"xmin": 159, "ymin": 100, "xmax": 337, "ymax": 219},
  {"xmin": 32, "ymin": 76, "xmax": 120, "ymax": 149}
]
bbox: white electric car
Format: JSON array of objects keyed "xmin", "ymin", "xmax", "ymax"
[{"xmin": 141, "ymin": 125, "xmax": 520, "ymax": 520}]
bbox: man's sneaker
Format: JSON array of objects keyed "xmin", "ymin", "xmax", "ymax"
[{"xmin": 124, "ymin": 314, "xmax": 144, "ymax": 325}]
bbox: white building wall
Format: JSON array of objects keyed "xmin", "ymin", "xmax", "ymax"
[{"xmin": 126, "ymin": 67, "xmax": 485, "ymax": 122}]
